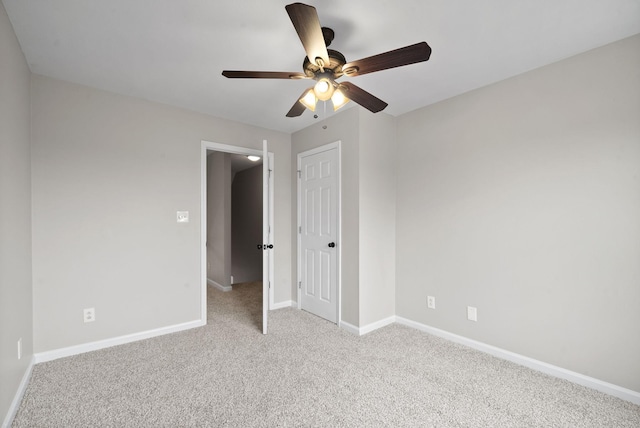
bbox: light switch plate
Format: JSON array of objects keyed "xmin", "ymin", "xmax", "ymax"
[{"xmin": 177, "ymin": 211, "xmax": 189, "ymax": 223}]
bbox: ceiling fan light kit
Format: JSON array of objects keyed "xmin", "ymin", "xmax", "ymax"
[
  {"xmin": 299, "ymin": 84, "xmax": 349, "ymax": 112},
  {"xmin": 331, "ymin": 88, "xmax": 349, "ymax": 111},
  {"xmin": 314, "ymin": 77, "xmax": 334, "ymax": 101},
  {"xmin": 299, "ymin": 89, "xmax": 318, "ymax": 111},
  {"xmin": 222, "ymin": 2, "xmax": 432, "ymax": 118}
]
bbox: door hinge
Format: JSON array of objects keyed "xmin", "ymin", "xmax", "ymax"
[
  {"xmin": 297, "ymin": 170, "xmax": 301, "ymax": 178},
  {"xmin": 298, "ymin": 281, "xmax": 302, "ymax": 289},
  {"xmin": 298, "ymin": 226, "xmax": 301, "ymax": 234},
  {"xmin": 269, "ymin": 281, "xmax": 271, "ymax": 289}
]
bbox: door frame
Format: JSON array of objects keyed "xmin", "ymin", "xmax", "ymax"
[
  {"xmin": 200, "ymin": 140, "xmax": 275, "ymax": 323},
  {"xmin": 296, "ymin": 140, "xmax": 342, "ymax": 325}
]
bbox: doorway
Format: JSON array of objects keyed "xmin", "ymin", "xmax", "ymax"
[
  {"xmin": 200, "ymin": 141, "xmax": 274, "ymax": 332},
  {"xmin": 297, "ymin": 141, "xmax": 341, "ymax": 323},
  {"xmin": 230, "ymin": 156, "xmax": 263, "ymax": 285}
]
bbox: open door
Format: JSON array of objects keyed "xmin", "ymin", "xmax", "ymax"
[{"xmin": 262, "ymin": 140, "xmax": 271, "ymax": 334}]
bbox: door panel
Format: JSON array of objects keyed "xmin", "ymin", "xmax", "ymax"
[
  {"xmin": 304, "ymin": 249, "xmax": 315, "ymax": 295},
  {"xmin": 299, "ymin": 145, "xmax": 338, "ymax": 323},
  {"xmin": 320, "ymin": 251, "xmax": 331, "ymax": 301},
  {"xmin": 305, "ymin": 189, "xmax": 316, "ymax": 235}
]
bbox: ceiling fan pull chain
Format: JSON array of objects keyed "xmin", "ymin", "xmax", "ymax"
[{"xmin": 322, "ymin": 100, "xmax": 329, "ymax": 129}]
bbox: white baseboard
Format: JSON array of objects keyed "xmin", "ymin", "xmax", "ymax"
[
  {"xmin": 360, "ymin": 316, "xmax": 396, "ymax": 335},
  {"xmin": 339, "ymin": 320, "xmax": 360, "ymax": 335},
  {"xmin": 2, "ymin": 355, "xmax": 35, "ymax": 428},
  {"xmin": 34, "ymin": 319, "xmax": 204, "ymax": 364},
  {"xmin": 340, "ymin": 316, "xmax": 396, "ymax": 336},
  {"xmin": 207, "ymin": 278, "xmax": 232, "ymax": 292},
  {"xmin": 271, "ymin": 300, "xmax": 293, "ymax": 310},
  {"xmin": 395, "ymin": 316, "xmax": 640, "ymax": 405}
]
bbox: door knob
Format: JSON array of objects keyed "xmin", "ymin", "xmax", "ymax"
[
  {"xmin": 257, "ymin": 244, "xmax": 262, "ymax": 250},
  {"xmin": 328, "ymin": 242, "xmax": 336, "ymax": 248},
  {"xmin": 266, "ymin": 244, "xmax": 274, "ymax": 249}
]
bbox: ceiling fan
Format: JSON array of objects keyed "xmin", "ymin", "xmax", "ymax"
[{"xmin": 222, "ymin": 2, "xmax": 432, "ymax": 117}]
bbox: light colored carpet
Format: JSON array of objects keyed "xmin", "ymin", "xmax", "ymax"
[{"xmin": 13, "ymin": 282, "xmax": 640, "ymax": 427}]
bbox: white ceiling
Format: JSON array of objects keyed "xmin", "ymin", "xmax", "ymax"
[{"xmin": 4, "ymin": 0, "xmax": 640, "ymax": 134}]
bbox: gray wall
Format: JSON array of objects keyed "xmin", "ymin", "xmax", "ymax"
[
  {"xmin": 231, "ymin": 165, "xmax": 263, "ymax": 284},
  {"xmin": 359, "ymin": 112, "xmax": 396, "ymax": 326},
  {"xmin": 0, "ymin": 2, "xmax": 33, "ymax": 422},
  {"xmin": 206, "ymin": 152, "xmax": 231, "ymax": 287},
  {"xmin": 396, "ymin": 35, "xmax": 640, "ymax": 392},
  {"xmin": 30, "ymin": 75, "xmax": 292, "ymax": 353}
]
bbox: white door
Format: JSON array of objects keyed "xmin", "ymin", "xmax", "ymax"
[
  {"xmin": 298, "ymin": 143, "xmax": 339, "ymax": 323},
  {"xmin": 262, "ymin": 140, "xmax": 271, "ymax": 334}
]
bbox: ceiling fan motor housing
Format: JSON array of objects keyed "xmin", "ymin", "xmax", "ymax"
[{"xmin": 303, "ymin": 49, "xmax": 346, "ymax": 79}]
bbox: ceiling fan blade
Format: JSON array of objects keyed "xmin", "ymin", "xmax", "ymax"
[
  {"xmin": 222, "ymin": 70, "xmax": 307, "ymax": 79},
  {"xmin": 285, "ymin": 3, "xmax": 330, "ymax": 67},
  {"xmin": 286, "ymin": 90, "xmax": 310, "ymax": 117},
  {"xmin": 339, "ymin": 82, "xmax": 388, "ymax": 113},
  {"xmin": 342, "ymin": 42, "xmax": 432, "ymax": 77}
]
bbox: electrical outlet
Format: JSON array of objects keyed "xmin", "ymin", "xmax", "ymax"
[
  {"xmin": 427, "ymin": 296, "xmax": 436, "ymax": 309},
  {"xmin": 83, "ymin": 307, "xmax": 95, "ymax": 323},
  {"xmin": 467, "ymin": 306, "xmax": 477, "ymax": 322},
  {"xmin": 17, "ymin": 338, "xmax": 22, "ymax": 360},
  {"xmin": 176, "ymin": 211, "xmax": 189, "ymax": 223}
]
